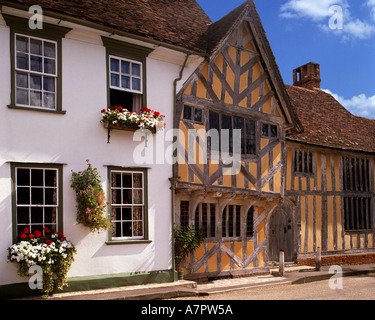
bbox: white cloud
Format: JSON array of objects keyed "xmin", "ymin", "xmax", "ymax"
[
  {"xmin": 323, "ymin": 89, "xmax": 375, "ymax": 119},
  {"xmin": 280, "ymin": 0, "xmax": 375, "ymax": 40}
]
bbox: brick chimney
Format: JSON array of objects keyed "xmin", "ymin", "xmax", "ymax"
[{"xmin": 293, "ymin": 62, "xmax": 321, "ymax": 90}]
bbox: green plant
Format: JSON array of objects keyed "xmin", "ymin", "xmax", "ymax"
[
  {"xmin": 174, "ymin": 225, "xmax": 205, "ymax": 270},
  {"xmin": 71, "ymin": 160, "xmax": 112, "ymax": 232},
  {"xmin": 7, "ymin": 227, "xmax": 76, "ymax": 297}
]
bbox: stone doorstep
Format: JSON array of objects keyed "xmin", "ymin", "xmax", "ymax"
[{"xmin": 48, "ymin": 280, "xmax": 197, "ymax": 300}]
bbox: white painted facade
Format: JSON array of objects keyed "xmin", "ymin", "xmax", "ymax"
[{"xmin": 0, "ymin": 7, "xmax": 203, "ymax": 287}]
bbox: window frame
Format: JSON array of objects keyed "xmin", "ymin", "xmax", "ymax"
[
  {"xmin": 293, "ymin": 149, "xmax": 314, "ymax": 176},
  {"xmin": 3, "ymin": 14, "xmax": 71, "ymax": 114},
  {"xmin": 11, "ymin": 163, "xmax": 64, "ymax": 244},
  {"xmin": 102, "ymin": 36, "xmax": 153, "ymax": 111},
  {"xmin": 106, "ymin": 166, "xmax": 150, "ymax": 244}
]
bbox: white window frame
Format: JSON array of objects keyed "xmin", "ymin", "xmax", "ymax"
[
  {"xmin": 110, "ymin": 170, "xmax": 145, "ymax": 240},
  {"xmin": 14, "ymin": 33, "xmax": 58, "ymax": 110},
  {"xmin": 15, "ymin": 167, "xmax": 59, "ymax": 236},
  {"xmin": 109, "ymin": 55, "xmax": 143, "ymax": 94}
]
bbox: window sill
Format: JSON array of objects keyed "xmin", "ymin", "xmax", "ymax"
[
  {"xmin": 105, "ymin": 239, "xmax": 152, "ymax": 245},
  {"xmin": 8, "ymin": 105, "xmax": 67, "ymax": 114}
]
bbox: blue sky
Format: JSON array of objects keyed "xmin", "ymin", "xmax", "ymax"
[{"xmin": 197, "ymin": 0, "xmax": 375, "ymax": 119}]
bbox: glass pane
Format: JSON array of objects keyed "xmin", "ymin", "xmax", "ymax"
[
  {"xmin": 30, "ymin": 38, "xmax": 42, "ymax": 55},
  {"xmin": 271, "ymin": 125, "xmax": 278, "ymax": 137},
  {"xmin": 44, "ymin": 58, "xmax": 56, "ymax": 74},
  {"xmin": 16, "ymin": 72, "xmax": 28, "ymax": 88},
  {"xmin": 133, "ymin": 221, "xmax": 143, "ymax": 237},
  {"xmin": 16, "ymin": 89, "xmax": 29, "ymax": 105},
  {"xmin": 30, "ymin": 90, "xmax": 42, "ymax": 107},
  {"xmin": 110, "ymin": 58, "xmax": 119, "ymax": 72},
  {"xmin": 45, "ymin": 170, "xmax": 57, "ymax": 187},
  {"xmin": 31, "ymin": 169, "xmax": 43, "ymax": 186},
  {"xmin": 133, "ymin": 189, "xmax": 143, "ymax": 204},
  {"xmin": 121, "ymin": 60, "xmax": 130, "ymax": 74},
  {"xmin": 121, "ymin": 76, "xmax": 130, "ymax": 89},
  {"xmin": 133, "ymin": 207, "xmax": 143, "ymax": 220},
  {"xmin": 31, "ymin": 207, "xmax": 43, "ymax": 223},
  {"xmin": 132, "ymin": 63, "xmax": 140, "ymax": 77},
  {"xmin": 110, "ymin": 73, "xmax": 120, "ymax": 87},
  {"xmin": 43, "ymin": 92, "xmax": 56, "ymax": 109},
  {"xmin": 262, "ymin": 123, "xmax": 269, "ymax": 137},
  {"xmin": 112, "ymin": 173, "xmax": 121, "ymax": 188},
  {"xmin": 112, "ymin": 208, "xmax": 121, "ymax": 221},
  {"xmin": 132, "ymin": 78, "xmax": 141, "ymax": 91},
  {"xmin": 17, "ymin": 169, "xmax": 30, "ymax": 186},
  {"xmin": 112, "ymin": 189, "xmax": 122, "ymax": 205},
  {"xmin": 122, "ymin": 173, "xmax": 132, "ymax": 188},
  {"xmin": 17, "ymin": 207, "xmax": 30, "ymax": 224},
  {"xmin": 16, "ymin": 52, "xmax": 29, "ymax": 70},
  {"xmin": 122, "ymin": 207, "xmax": 132, "ymax": 221},
  {"xmin": 30, "ymin": 74, "xmax": 42, "ymax": 90},
  {"xmin": 133, "ymin": 173, "xmax": 143, "ymax": 188},
  {"xmin": 30, "ymin": 55, "xmax": 42, "ymax": 72},
  {"xmin": 123, "ymin": 189, "xmax": 132, "ymax": 204},
  {"xmin": 194, "ymin": 108, "xmax": 203, "ymax": 123},
  {"xmin": 44, "ymin": 207, "xmax": 56, "ymax": 224},
  {"xmin": 17, "ymin": 187, "xmax": 30, "ymax": 205},
  {"xmin": 44, "ymin": 41, "xmax": 56, "ymax": 58},
  {"xmin": 122, "ymin": 222, "xmax": 132, "ymax": 237},
  {"xmin": 183, "ymin": 105, "xmax": 192, "ymax": 120},
  {"xmin": 31, "ymin": 187, "xmax": 43, "ymax": 205},
  {"xmin": 16, "ymin": 35, "xmax": 29, "ymax": 53},
  {"xmin": 113, "ymin": 222, "xmax": 122, "ymax": 238},
  {"xmin": 43, "ymin": 77, "xmax": 55, "ymax": 92},
  {"xmin": 45, "ymin": 188, "xmax": 57, "ymax": 205}
]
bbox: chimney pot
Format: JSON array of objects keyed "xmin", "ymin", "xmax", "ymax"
[{"xmin": 293, "ymin": 62, "xmax": 321, "ymax": 90}]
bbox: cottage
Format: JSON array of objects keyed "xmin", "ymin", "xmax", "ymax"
[{"xmin": 1, "ymin": 0, "xmax": 374, "ymax": 298}]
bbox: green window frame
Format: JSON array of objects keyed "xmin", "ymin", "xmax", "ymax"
[
  {"xmin": 3, "ymin": 14, "xmax": 71, "ymax": 114},
  {"xmin": 10, "ymin": 163, "xmax": 64, "ymax": 243},
  {"xmin": 102, "ymin": 36, "xmax": 153, "ymax": 112},
  {"xmin": 106, "ymin": 166, "xmax": 150, "ymax": 244}
]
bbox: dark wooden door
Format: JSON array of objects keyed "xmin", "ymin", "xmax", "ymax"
[{"xmin": 268, "ymin": 208, "xmax": 293, "ymax": 262}]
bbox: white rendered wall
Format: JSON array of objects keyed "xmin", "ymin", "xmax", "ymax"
[{"xmin": 0, "ymin": 15, "xmax": 202, "ymax": 286}]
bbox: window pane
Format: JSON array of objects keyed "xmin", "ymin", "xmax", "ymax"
[
  {"xmin": 122, "ymin": 174, "xmax": 132, "ymax": 188},
  {"xmin": 43, "ymin": 92, "xmax": 56, "ymax": 109},
  {"xmin": 44, "ymin": 58, "xmax": 55, "ymax": 74},
  {"xmin": 16, "ymin": 35, "xmax": 29, "ymax": 53},
  {"xmin": 121, "ymin": 60, "xmax": 130, "ymax": 74},
  {"xmin": 31, "ymin": 187, "xmax": 43, "ymax": 205},
  {"xmin": 16, "ymin": 89, "xmax": 29, "ymax": 105},
  {"xmin": 43, "ymin": 77, "xmax": 55, "ymax": 92},
  {"xmin": 133, "ymin": 173, "xmax": 143, "ymax": 188},
  {"xmin": 30, "ymin": 38, "xmax": 42, "ymax": 55},
  {"xmin": 31, "ymin": 207, "xmax": 43, "ymax": 223},
  {"xmin": 112, "ymin": 173, "xmax": 121, "ymax": 188},
  {"xmin": 112, "ymin": 189, "xmax": 122, "ymax": 205},
  {"xmin": 132, "ymin": 63, "xmax": 141, "ymax": 77},
  {"xmin": 44, "ymin": 41, "xmax": 56, "ymax": 58},
  {"xmin": 262, "ymin": 123, "xmax": 269, "ymax": 137},
  {"xmin": 132, "ymin": 78, "xmax": 141, "ymax": 91},
  {"xmin": 31, "ymin": 169, "xmax": 43, "ymax": 186},
  {"xmin": 122, "ymin": 222, "xmax": 132, "ymax": 237},
  {"xmin": 17, "ymin": 168, "xmax": 30, "ymax": 186},
  {"xmin": 30, "ymin": 74, "xmax": 42, "ymax": 90},
  {"xmin": 194, "ymin": 108, "xmax": 203, "ymax": 123},
  {"xmin": 133, "ymin": 207, "xmax": 143, "ymax": 220},
  {"xmin": 45, "ymin": 188, "xmax": 57, "ymax": 205},
  {"xmin": 18, "ymin": 186, "xmax": 30, "ymax": 204},
  {"xmin": 16, "ymin": 52, "xmax": 29, "ymax": 70},
  {"xmin": 110, "ymin": 58, "xmax": 119, "ymax": 72},
  {"xmin": 133, "ymin": 221, "xmax": 143, "ymax": 237},
  {"xmin": 122, "ymin": 207, "xmax": 132, "ymax": 221},
  {"xmin": 110, "ymin": 73, "xmax": 120, "ymax": 87},
  {"xmin": 17, "ymin": 207, "xmax": 30, "ymax": 224},
  {"xmin": 30, "ymin": 55, "xmax": 42, "ymax": 72},
  {"xmin": 121, "ymin": 75, "xmax": 130, "ymax": 89},
  {"xmin": 133, "ymin": 189, "xmax": 143, "ymax": 204},
  {"xmin": 30, "ymin": 90, "xmax": 42, "ymax": 107},
  {"xmin": 44, "ymin": 207, "xmax": 56, "ymax": 224},
  {"xmin": 45, "ymin": 170, "xmax": 57, "ymax": 187},
  {"xmin": 183, "ymin": 105, "xmax": 192, "ymax": 120},
  {"xmin": 123, "ymin": 189, "xmax": 132, "ymax": 204},
  {"xmin": 271, "ymin": 125, "xmax": 278, "ymax": 137},
  {"xmin": 16, "ymin": 72, "xmax": 28, "ymax": 88}
]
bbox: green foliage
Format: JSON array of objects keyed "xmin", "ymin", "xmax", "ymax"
[
  {"xmin": 71, "ymin": 161, "xmax": 112, "ymax": 232},
  {"xmin": 174, "ymin": 225, "xmax": 205, "ymax": 269}
]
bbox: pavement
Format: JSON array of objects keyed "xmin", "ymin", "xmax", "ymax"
[{"xmin": 21, "ymin": 263, "xmax": 375, "ymax": 300}]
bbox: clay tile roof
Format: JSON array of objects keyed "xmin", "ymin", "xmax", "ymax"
[
  {"xmin": 1, "ymin": 0, "xmax": 212, "ymax": 53},
  {"xmin": 286, "ymin": 85, "xmax": 375, "ymax": 154}
]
